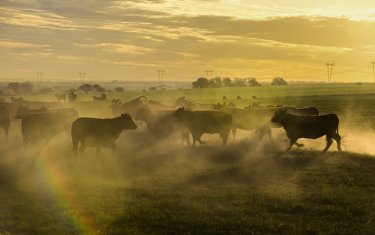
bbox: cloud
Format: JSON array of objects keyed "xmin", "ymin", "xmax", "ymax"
[
  {"xmin": 75, "ymin": 42, "xmax": 156, "ymax": 55},
  {"xmin": 0, "ymin": 39, "xmax": 50, "ymax": 49},
  {"xmin": 0, "ymin": 6, "xmax": 80, "ymax": 30}
]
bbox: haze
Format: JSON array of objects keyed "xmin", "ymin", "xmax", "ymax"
[{"xmin": 1, "ymin": 0, "xmax": 375, "ymax": 81}]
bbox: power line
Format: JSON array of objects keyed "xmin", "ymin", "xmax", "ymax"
[
  {"xmin": 157, "ymin": 70, "xmax": 165, "ymax": 83},
  {"xmin": 79, "ymin": 72, "xmax": 87, "ymax": 82},
  {"xmin": 326, "ymin": 63, "xmax": 334, "ymax": 82},
  {"xmin": 36, "ymin": 72, "xmax": 43, "ymax": 82}
]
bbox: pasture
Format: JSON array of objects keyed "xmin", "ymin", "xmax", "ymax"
[{"xmin": 1, "ymin": 82, "xmax": 375, "ymax": 234}]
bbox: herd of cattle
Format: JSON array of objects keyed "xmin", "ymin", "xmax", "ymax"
[{"xmin": 0, "ymin": 95, "xmax": 342, "ymax": 156}]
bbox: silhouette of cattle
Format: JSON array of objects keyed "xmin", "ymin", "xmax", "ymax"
[
  {"xmin": 55, "ymin": 93, "xmax": 66, "ymax": 102},
  {"xmin": 111, "ymin": 96, "xmax": 148, "ymax": 117},
  {"xmin": 93, "ymin": 93, "xmax": 106, "ymax": 101},
  {"xmin": 135, "ymin": 107, "xmax": 190, "ymax": 145},
  {"xmin": 237, "ymin": 96, "xmax": 242, "ymax": 100},
  {"xmin": 223, "ymin": 96, "xmax": 227, "ymax": 100},
  {"xmin": 22, "ymin": 108, "xmax": 78, "ymax": 145},
  {"xmin": 214, "ymin": 106, "xmax": 274, "ymax": 140},
  {"xmin": 71, "ymin": 113, "xmax": 137, "ymax": 156},
  {"xmin": 252, "ymin": 96, "xmax": 257, "ymax": 99},
  {"xmin": 0, "ymin": 107, "xmax": 11, "ymax": 140},
  {"xmin": 15, "ymin": 106, "xmax": 48, "ymax": 119},
  {"xmin": 68, "ymin": 91, "xmax": 77, "ymax": 102},
  {"xmin": 271, "ymin": 109, "xmax": 342, "ymax": 153},
  {"xmin": 174, "ymin": 107, "xmax": 233, "ymax": 146}
]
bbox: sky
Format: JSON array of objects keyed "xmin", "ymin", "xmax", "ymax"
[{"xmin": 0, "ymin": 0, "xmax": 375, "ymax": 82}]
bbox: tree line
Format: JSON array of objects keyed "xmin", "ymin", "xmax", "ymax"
[{"xmin": 192, "ymin": 77, "xmax": 287, "ymax": 88}]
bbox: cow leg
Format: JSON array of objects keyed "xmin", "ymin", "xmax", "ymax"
[
  {"xmin": 183, "ymin": 131, "xmax": 191, "ymax": 146},
  {"xmin": 72, "ymin": 139, "xmax": 79, "ymax": 156},
  {"xmin": 221, "ymin": 132, "xmax": 229, "ymax": 146},
  {"xmin": 110, "ymin": 143, "xmax": 116, "ymax": 156},
  {"xmin": 322, "ymin": 136, "xmax": 333, "ymax": 152},
  {"xmin": 285, "ymin": 138, "xmax": 297, "ymax": 152},
  {"xmin": 333, "ymin": 133, "xmax": 342, "ymax": 152},
  {"xmin": 79, "ymin": 142, "xmax": 86, "ymax": 156},
  {"xmin": 197, "ymin": 134, "xmax": 205, "ymax": 145}
]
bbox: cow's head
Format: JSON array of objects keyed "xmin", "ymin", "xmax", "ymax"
[
  {"xmin": 271, "ymin": 108, "xmax": 288, "ymax": 123},
  {"xmin": 120, "ymin": 113, "xmax": 138, "ymax": 129}
]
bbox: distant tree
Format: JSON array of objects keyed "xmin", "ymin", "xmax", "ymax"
[
  {"xmin": 78, "ymin": 84, "xmax": 93, "ymax": 93},
  {"xmin": 192, "ymin": 77, "xmax": 209, "ymax": 89},
  {"xmin": 271, "ymin": 77, "xmax": 287, "ymax": 86},
  {"xmin": 223, "ymin": 77, "xmax": 232, "ymax": 87},
  {"xmin": 77, "ymin": 83, "xmax": 106, "ymax": 92},
  {"xmin": 7, "ymin": 82, "xmax": 20, "ymax": 93},
  {"xmin": 247, "ymin": 78, "xmax": 261, "ymax": 86},
  {"xmin": 19, "ymin": 82, "xmax": 34, "ymax": 93},
  {"xmin": 232, "ymin": 78, "xmax": 247, "ymax": 87},
  {"xmin": 208, "ymin": 77, "xmax": 222, "ymax": 88},
  {"xmin": 8, "ymin": 82, "xmax": 33, "ymax": 93},
  {"xmin": 93, "ymin": 84, "xmax": 106, "ymax": 92},
  {"xmin": 115, "ymin": 86, "xmax": 124, "ymax": 92}
]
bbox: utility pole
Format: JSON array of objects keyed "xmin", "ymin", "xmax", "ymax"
[
  {"xmin": 36, "ymin": 72, "xmax": 43, "ymax": 82},
  {"xmin": 205, "ymin": 70, "xmax": 214, "ymax": 79},
  {"xmin": 79, "ymin": 72, "xmax": 86, "ymax": 82},
  {"xmin": 157, "ymin": 70, "xmax": 165, "ymax": 83},
  {"xmin": 326, "ymin": 63, "xmax": 334, "ymax": 82},
  {"xmin": 372, "ymin": 60, "xmax": 375, "ymax": 83}
]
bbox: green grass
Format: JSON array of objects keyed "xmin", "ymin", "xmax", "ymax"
[{"xmin": 1, "ymin": 83, "xmax": 375, "ymax": 234}]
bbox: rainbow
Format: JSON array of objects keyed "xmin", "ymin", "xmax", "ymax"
[{"xmin": 35, "ymin": 144, "xmax": 99, "ymax": 234}]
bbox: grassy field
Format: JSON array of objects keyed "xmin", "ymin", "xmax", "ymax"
[{"xmin": 1, "ymin": 83, "xmax": 375, "ymax": 234}]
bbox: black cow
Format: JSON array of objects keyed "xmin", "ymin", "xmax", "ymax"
[
  {"xmin": 22, "ymin": 108, "xmax": 78, "ymax": 145},
  {"xmin": 0, "ymin": 107, "xmax": 11, "ymax": 140},
  {"xmin": 135, "ymin": 107, "xmax": 190, "ymax": 145},
  {"xmin": 71, "ymin": 113, "xmax": 137, "ymax": 156},
  {"xmin": 174, "ymin": 108, "xmax": 233, "ymax": 146},
  {"xmin": 271, "ymin": 109, "xmax": 342, "ymax": 152}
]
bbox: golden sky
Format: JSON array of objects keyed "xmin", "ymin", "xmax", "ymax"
[{"xmin": 0, "ymin": 0, "xmax": 375, "ymax": 82}]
